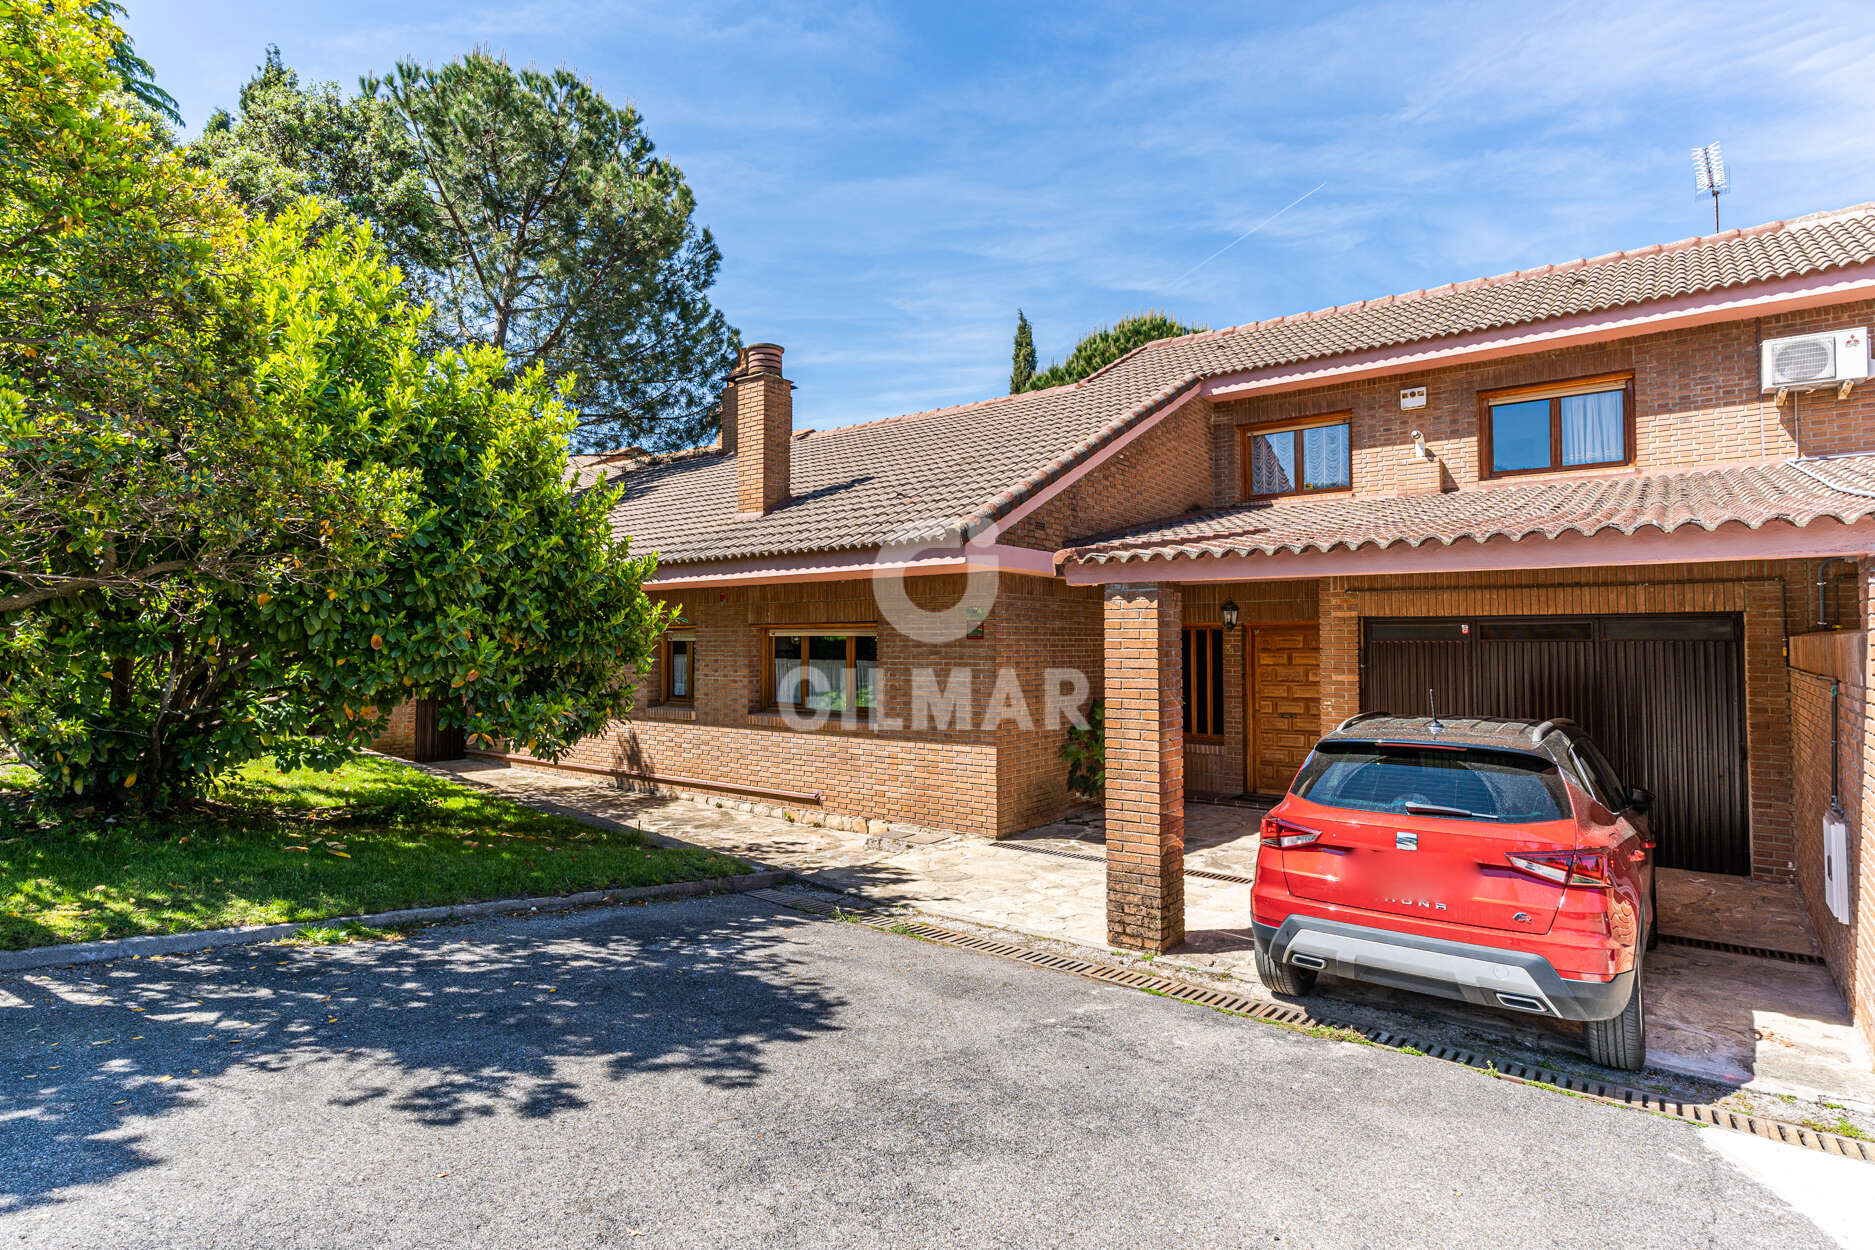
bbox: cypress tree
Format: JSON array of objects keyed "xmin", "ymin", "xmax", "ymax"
[{"xmin": 1009, "ymin": 310, "xmax": 1036, "ymax": 393}]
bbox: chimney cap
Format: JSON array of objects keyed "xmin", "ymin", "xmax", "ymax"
[{"xmin": 737, "ymin": 342, "xmax": 785, "ymax": 376}]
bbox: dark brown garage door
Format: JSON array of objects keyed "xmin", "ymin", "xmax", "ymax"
[{"xmin": 1361, "ymin": 614, "xmax": 1749, "ymax": 875}]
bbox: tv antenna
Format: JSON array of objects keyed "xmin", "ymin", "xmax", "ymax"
[{"xmin": 1691, "ymin": 142, "xmax": 1728, "ymax": 233}]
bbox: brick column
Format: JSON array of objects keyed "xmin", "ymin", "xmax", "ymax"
[
  {"xmin": 1318, "ymin": 579, "xmax": 1360, "ymax": 734},
  {"xmin": 1103, "ymin": 583, "xmax": 1184, "ymax": 952}
]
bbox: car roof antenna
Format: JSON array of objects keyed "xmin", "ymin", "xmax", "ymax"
[{"xmin": 1427, "ymin": 687, "xmax": 1444, "ymax": 735}]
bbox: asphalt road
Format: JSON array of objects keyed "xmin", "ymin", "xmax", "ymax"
[{"xmin": 0, "ymin": 893, "xmax": 1854, "ymax": 1249}]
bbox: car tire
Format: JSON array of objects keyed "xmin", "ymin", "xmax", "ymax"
[
  {"xmin": 1255, "ymin": 945, "xmax": 1318, "ymax": 997},
  {"xmin": 1583, "ymin": 960, "xmax": 1646, "ymax": 1071}
]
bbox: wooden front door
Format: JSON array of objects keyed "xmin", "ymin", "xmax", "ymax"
[{"xmin": 1246, "ymin": 623, "xmax": 1321, "ymax": 797}]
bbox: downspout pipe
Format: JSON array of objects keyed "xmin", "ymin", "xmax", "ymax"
[
  {"xmin": 1831, "ymin": 679, "xmax": 1844, "ymax": 816},
  {"xmin": 1815, "ymin": 557, "xmax": 1856, "ymax": 630}
]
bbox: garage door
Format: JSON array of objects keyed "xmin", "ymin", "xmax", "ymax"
[{"xmin": 1360, "ymin": 614, "xmax": 1749, "ymax": 875}]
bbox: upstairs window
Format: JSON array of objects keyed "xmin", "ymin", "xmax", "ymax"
[
  {"xmin": 1481, "ymin": 373, "xmax": 1632, "ymax": 477},
  {"xmin": 769, "ymin": 628, "xmax": 878, "ymax": 713},
  {"xmin": 1242, "ymin": 417, "xmax": 1351, "ymax": 499}
]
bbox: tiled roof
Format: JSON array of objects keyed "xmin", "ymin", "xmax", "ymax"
[
  {"xmin": 566, "ymin": 447, "xmax": 649, "ymax": 490},
  {"xmin": 608, "ymin": 205, "xmax": 1875, "ymax": 567},
  {"xmin": 1064, "ymin": 456, "xmax": 1875, "ymax": 566}
]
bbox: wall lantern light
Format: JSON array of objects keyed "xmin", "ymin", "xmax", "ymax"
[{"xmin": 1221, "ymin": 599, "xmax": 1240, "ymax": 631}]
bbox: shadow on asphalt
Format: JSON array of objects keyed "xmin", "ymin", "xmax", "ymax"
[{"xmin": 0, "ymin": 899, "xmax": 843, "ymax": 1212}]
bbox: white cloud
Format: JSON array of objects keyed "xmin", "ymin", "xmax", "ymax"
[{"xmin": 123, "ymin": 0, "xmax": 1875, "ymax": 432}]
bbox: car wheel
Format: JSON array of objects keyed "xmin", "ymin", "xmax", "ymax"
[
  {"xmin": 1583, "ymin": 960, "xmax": 1646, "ymax": 1071},
  {"xmin": 1255, "ymin": 944, "xmax": 1318, "ymax": 997}
]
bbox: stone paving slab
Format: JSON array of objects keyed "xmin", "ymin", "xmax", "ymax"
[{"xmin": 426, "ymin": 757, "xmax": 1875, "ymax": 1108}]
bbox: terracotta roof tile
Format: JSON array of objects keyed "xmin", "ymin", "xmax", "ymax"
[
  {"xmin": 609, "ymin": 205, "xmax": 1875, "ymax": 566},
  {"xmin": 1065, "ymin": 456, "xmax": 1875, "ymax": 566}
]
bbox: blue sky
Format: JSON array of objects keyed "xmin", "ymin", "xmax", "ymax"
[{"xmin": 126, "ymin": 0, "xmax": 1875, "ymax": 432}]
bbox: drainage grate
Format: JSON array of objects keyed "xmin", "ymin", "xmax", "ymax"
[
  {"xmin": 1658, "ymin": 933, "xmax": 1828, "ymax": 966},
  {"xmin": 996, "ymin": 842, "xmax": 1104, "ymax": 865},
  {"xmin": 750, "ymin": 886, "xmax": 1873, "ymax": 1165},
  {"xmin": 1186, "ymin": 866, "xmax": 1257, "ymax": 886},
  {"xmin": 995, "ymin": 841, "xmax": 1256, "ymax": 886}
]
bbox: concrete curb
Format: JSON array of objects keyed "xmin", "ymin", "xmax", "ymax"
[{"xmin": 0, "ymin": 870, "xmax": 794, "ymax": 975}]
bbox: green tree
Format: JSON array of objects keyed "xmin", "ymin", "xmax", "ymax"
[
  {"xmin": 1, "ymin": 0, "xmax": 390, "ymax": 620},
  {"xmin": 1009, "ymin": 310, "xmax": 1036, "ymax": 393},
  {"xmin": 7, "ymin": 207, "xmax": 669, "ymax": 809},
  {"xmin": 85, "ymin": 1, "xmax": 182, "ymax": 126},
  {"xmin": 365, "ymin": 52, "xmax": 738, "ymax": 451},
  {"xmin": 196, "ymin": 49, "xmax": 739, "ymax": 452},
  {"xmin": 1022, "ymin": 312, "xmax": 1200, "ymax": 392},
  {"xmin": 2, "ymin": 5, "xmax": 669, "ymax": 808},
  {"xmin": 187, "ymin": 47, "xmax": 440, "ymax": 277}
]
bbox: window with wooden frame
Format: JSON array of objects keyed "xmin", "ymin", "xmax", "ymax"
[
  {"xmin": 1240, "ymin": 415, "xmax": 1352, "ymax": 499},
  {"xmin": 1182, "ymin": 626, "xmax": 1225, "ymax": 740},
  {"xmin": 766, "ymin": 627, "xmax": 879, "ymax": 713},
  {"xmin": 1480, "ymin": 372, "xmax": 1633, "ymax": 478},
  {"xmin": 660, "ymin": 630, "xmax": 695, "ymax": 704}
]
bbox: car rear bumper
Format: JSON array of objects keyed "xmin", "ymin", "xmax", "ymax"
[{"xmin": 1253, "ymin": 915, "xmax": 1634, "ymax": 1023}]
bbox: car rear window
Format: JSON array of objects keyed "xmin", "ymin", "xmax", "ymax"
[{"xmin": 1291, "ymin": 741, "xmax": 1570, "ymax": 822}]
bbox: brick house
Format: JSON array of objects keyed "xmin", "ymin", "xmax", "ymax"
[{"xmin": 396, "ymin": 205, "xmax": 1875, "ymax": 1055}]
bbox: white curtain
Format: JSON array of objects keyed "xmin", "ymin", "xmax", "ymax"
[
  {"xmin": 1249, "ymin": 432, "xmax": 1296, "ymax": 495},
  {"xmin": 1560, "ymin": 390, "xmax": 1624, "ymax": 466},
  {"xmin": 1303, "ymin": 423, "xmax": 1350, "ymax": 488},
  {"xmin": 773, "ymin": 636, "xmax": 802, "ymax": 704}
]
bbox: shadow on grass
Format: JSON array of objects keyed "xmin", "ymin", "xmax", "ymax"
[
  {"xmin": 0, "ymin": 895, "xmax": 845, "ymax": 1212},
  {"xmin": 0, "ymin": 755, "xmax": 745, "ymax": 950}
]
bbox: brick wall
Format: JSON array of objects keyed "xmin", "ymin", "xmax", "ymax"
[
  {"xmin": 1008, "ymin": 395, "xmax": 1215, "ymax": 550},
  {"xmin": 1787, "ymin": 628, "xmax": 1870, "ymax": 1054},
  {"xmin": 1315, "ymin": 560, "xmax": 1809, "ymax": 882},
  {"xmin": 987, "ymin": 578, "xmax": 1104, "ymax": 831},
  {"xmin": 1103, "ymin": 583, "xmax": 1184, "ymax": 951},
  {"xmin": 519, "ymin": 573, "xmax": 1103, "ymax": 838},
  {"xmin": 368, "ymin": 701, "xmax": 415, "ymax": 759},
  {"xmin": 1211, "ymin": 298, "xmax": 1875, "ymax": 505},
  {"xmin": 1860, "ymin": 563, "xmax": 1875, "ymax": 1057}
]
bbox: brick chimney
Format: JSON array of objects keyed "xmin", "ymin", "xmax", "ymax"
[{"xmin": 729, "ymin": 343, "xmax": 792, "ymax": 516}]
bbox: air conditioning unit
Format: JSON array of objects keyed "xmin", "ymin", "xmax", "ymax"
[{"xmin": 1761, "ymin": 327, "xmax": 1869, "ymax": 400}]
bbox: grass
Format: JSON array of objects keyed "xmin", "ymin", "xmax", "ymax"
[
  {"xmin": 1802, "ymin": 1115, "xmax": 1871, "ymax": 1141},
  {"xmin": 277, "ymin": 920, "xmax": 407, "ymax": 947},
  {"xmin": 0, "ymin": 754, "xmax": 749, "ymax": 951}
]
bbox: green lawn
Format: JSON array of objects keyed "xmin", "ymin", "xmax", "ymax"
[{"xmin": 0, "ymin": 754, "xmax": 750, "ymax": 950}]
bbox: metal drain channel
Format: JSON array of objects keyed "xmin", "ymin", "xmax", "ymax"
[
  {"xmin": 1659, "ymin": 933, "xmax": 1828, "ymax": 966},
  {"xmin": 748, "ymin": 887, "xmax": 1875, "ymax": 1164},
  {"xmin": 995, "ymin": 841, "xmax": 1255, "ymax": 886}
]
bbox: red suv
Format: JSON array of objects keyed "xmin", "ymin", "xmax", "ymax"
[{"xmin": 1251, "ymin": 714, "xmax": 1656, "ymax": 1070}]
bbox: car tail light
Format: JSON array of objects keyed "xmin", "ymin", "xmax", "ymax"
[
  {"xmin": 1261, "ymin": 816, "xmax": 1320, "ymax": 849},
  {"xmin": 1506, "ymin": 850, "xmax": 1612, "ymax": 887}
]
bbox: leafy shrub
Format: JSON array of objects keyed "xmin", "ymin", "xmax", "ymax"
[{"xmin": 1061, "ymin": 700, "xmax": 1104, "ymax": 800}]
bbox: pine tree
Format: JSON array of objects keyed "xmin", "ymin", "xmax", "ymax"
[
  {"xmin": 1009, "ymin": 310, "xmax": 1036, "ymax": 393},
  {"xmin": 192, "ymin": 48, "xmax": 740, "ymax": 452},
  {"xmin": 1020, "ymin": 311, "xmax": 1200, "ymax": 392},
  {"xmin": 85, "ymin": 1, "xmax": 182, "ymax": 126}
]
